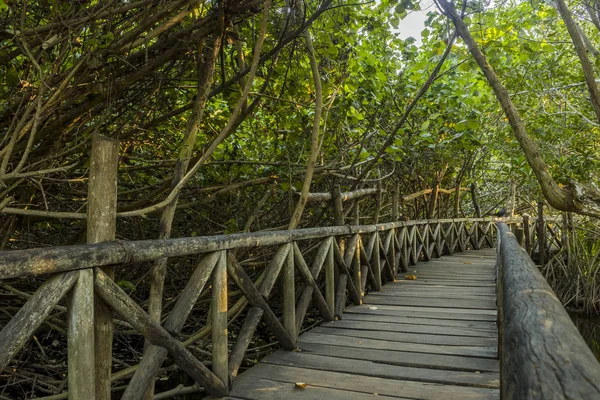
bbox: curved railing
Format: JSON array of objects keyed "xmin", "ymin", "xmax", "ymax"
[
  {"xmin": 0, "ymin": 217, "xmax": 494, "ymax": 399},
  {"xmin": 496, "ymin": 222, "xmax": 600, "ymax": 399}
]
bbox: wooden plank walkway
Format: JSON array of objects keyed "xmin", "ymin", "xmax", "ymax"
[{"xmin": 229, "ymin": 249, "xmax": 499, "ymax": 400}]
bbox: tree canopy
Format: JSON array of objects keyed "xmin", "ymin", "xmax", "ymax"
[{"xmin": 1, "ymin": 0, "xmax": 599, "ymax": 247}]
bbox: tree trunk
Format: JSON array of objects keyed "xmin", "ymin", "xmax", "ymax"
[{"xmin": 437, "ymin": 0, "xmax": 600, "ymax": 218}]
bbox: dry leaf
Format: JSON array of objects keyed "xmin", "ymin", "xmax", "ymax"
[
  {"xmin": 368, "ymin": 306, "xmax": 378, "ymax": 310},
  {"xmin": 464, "ymin": 261, "xmax": 472, "ymax": 264},
  {"xmin": 405, "ymin": 274, "xmax": 417, "ymax": 280},
  {"xmin": 295, "ymin": 382, "xmax": 307, "ymax": 388}
]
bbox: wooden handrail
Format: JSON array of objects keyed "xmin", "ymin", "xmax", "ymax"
[
  {"xmin": 496, "ymin": 222, "xmax": 600, "ymax": 399},
  {"xmin": 0, "ymin": 217, "xmax": 497, "ymax": 280}
]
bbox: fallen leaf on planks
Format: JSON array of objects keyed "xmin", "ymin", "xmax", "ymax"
[
  {"xmin": 405, "ymin": 274, "xmax": 417, "ymax": 280},
  {"xmin": 368, "ymin": 306, "xmax": 378, "ymax": 310},
  {"xmin": 464, "ymin": 261, "xmax": 472, "ymax": 264},
  {"xmin": 295, "ymin": 382, "xmax": 307, "ymax": 388}
]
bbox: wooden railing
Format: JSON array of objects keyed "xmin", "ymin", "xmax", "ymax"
[
  {"xmin": 0, "ymin": 217, "xmax": 496, "ymax": 399},
  {"xmin": 496, "ymin": 222, "xmax": 600, "ymax": 399},
  {"xmin": 504, "ymin": 213, "xmax": 566, "ymax": 265}
]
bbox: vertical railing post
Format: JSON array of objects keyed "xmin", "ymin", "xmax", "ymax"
[
  {"xmin": 212, "ymin": 251, "xmax": 228, "ymax": 386},
  {"xmin": 69, "ymin": 135, "xmax": 118, "ymax": 399},
  {"xmin": 283, "ymin": 245, "xmax": 297, "ymax": 342},
  {"xmin": 372, "ymin": 233, "xmax": 382, "ymax": 289},
  {"xmin": 325, "ymin": 239, "xmax": 335, "ymax": 313},
  {"xmin": 538, "ymin": 200, "xmax": 545, "ymax": 265},
  {"xmin": 89, "ymin": 135, "xmax": 119, "ymax": 400}
]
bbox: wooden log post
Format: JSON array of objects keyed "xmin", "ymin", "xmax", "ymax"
[
  {"xmin": 283, "ymin": 245, "xmax": 297, "ymax": 342},
  {"xmin": 497, "ymin": 223, "xmax": 600, "ymax": 399},
  {"xmin": 325, "ymin": 240, "xmax": 335, "ymax": 315},
  {"xmin": 68, "ymin": 134, "xmax": 118, "ymax": 399},
  {"xmin": 212, "ymin": 251, "xmax": 228, "ymax": 386},
  {"xmin": 523, "ymin": 215, "xmax": 531, "ymax": 255},
  {"xmin": 88, "ymin": 134, "xmax": 119, "ymax": 400},
  {"xmin": 372, "ymin": 233, "xmax": 382, "ymax": 290},
  {"xmin": 537, "ymin": 200, "xmax": 546, "ymax": 266}
]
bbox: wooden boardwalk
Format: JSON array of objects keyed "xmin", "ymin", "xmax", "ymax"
[{"xmin": 229, "ymin": 249, "xmax": 499, "ymax": 400}]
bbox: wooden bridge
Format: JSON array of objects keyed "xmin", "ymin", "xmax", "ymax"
[
  {"xmin": 1, "ymin": 214, "xmax": 600, "ymax": 399},
  {"xmin": 229, "ymin": 247, "xmax": 500, "ymax": 400}
]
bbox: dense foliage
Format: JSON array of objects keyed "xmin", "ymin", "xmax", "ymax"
[{"xmin": 1, "ymin": 0, "xmax": 599, "ymax": 246}]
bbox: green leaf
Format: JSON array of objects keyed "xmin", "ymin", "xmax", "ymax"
[{"xmin": 117, "ymin": 280, "xmax": 136, "ymax": 291}]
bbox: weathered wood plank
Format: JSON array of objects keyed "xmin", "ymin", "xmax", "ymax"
[
  {"xmin": 262, "ymin": 351, "xmax": 500, "ymax": 388},
  {"xmin": 320, "ymin": 320, "xmax": 497, "ymax": 338},
  {"xmin": 298, "ymin": 341, "xmax": 499, "ymax": 372},
  {"xmin": 381, "ymin": 280, "xmax": 496, "ymax": 287},
  {"xmin": 363, "ymin": 296, "xmax": 497, "ymax": 310},
  {"xmin": 344, "ymin": 307, "xmax": 496, "ymax": 322},
  {"xmin": 299, "ymin": 332, "xmax": 497, "ymax": 358},
  {"xmin": 382, "ymin": 286, "xmax": 495, "ymax": 294},
  {"xmin": 230, "ymin": 375, "xmax": 403, "ymax": 399},
  {"xmin": 340, "ymin": 313, "xmax": 497, "ymax": 331},
  {"xmin": 378, "ymin": 290, "xmax": 496, "ymax": 299},
  {"xmin": 370, "ymin": 292, "xmax": 496, "ymax": 301},
  {"xmin": 311, "ymin": 326, "xmax": 498, "ymax": 347},
  {"xmin": 346, "ymin": 303, "xmax": 497, "ymax": 317},
  {"xmin": 234, "ymin": 364, "xmax": 500, "ymax": 400}
]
